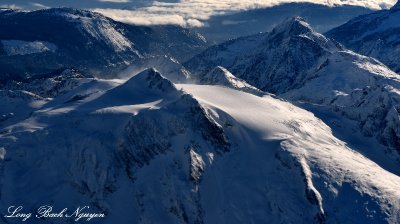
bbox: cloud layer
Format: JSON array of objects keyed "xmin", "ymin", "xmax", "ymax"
[
  {"xmin": 94, "ymin": 0, "xmax": 397, "ymax": 27},
  {"xmin": 98, "ymin": 0, "xmax": 131, "ymax": 3},
  {"xmin": 0, "ymin": 4, "xmax": 22, "ymax": 10}
]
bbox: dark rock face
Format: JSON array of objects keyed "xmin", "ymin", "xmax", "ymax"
[
  {"xmin": 118, "ymin": 93, "xmax": 230, "ymax": 178},
  {"xmin": 3, "ymin": 68, "xmax": 90, "ymax": 98}
]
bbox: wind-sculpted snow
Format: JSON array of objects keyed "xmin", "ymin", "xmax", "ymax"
[
  {"xmin": 0, "ymin": 90, "xmax": 47, "ymax": 128},
  {"xmin": 178, "ymin": 84, "xmax": 400, "ymax": 223},
  {"xmin": 201, "ymin": 66, "xmax": 264, "ymax": 96},
  {"xmin": 0, "ymin": 69, "xmax": 231, "ymax": 223},
  {"xmin": 186, "ymin": 17, "xmax": 400, "ymax": 151},
  {"xmin": 327, "ymin": 1, "xmax": 400, "ymax": 73}
]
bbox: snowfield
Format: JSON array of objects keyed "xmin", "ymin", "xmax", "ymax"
[
  {"xmin": 0, "ymin": 68, "xmax": 399, "ymax": 223},
  {"xmin": 179, "ymin": 84, "xmax": 400, "ymax": 223},
  {"xmin": 186, "ymin": 17, "xmax": 400, "ymax": 151}
]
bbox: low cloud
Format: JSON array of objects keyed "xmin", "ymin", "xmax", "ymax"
[
  {"xmin": 94, "ymin": 8, "xmax": 205, "ymax": 27},
  {"xmin": 94, "ymin": 0, "xmax": 397, "ymax": 27},
  {"xmin": 0, "ymin": 4, "xmax": 22, "ymax": 10},
  {"xmin": 31, "ymin": 2, "xmax": 50, "ymax": 9}
]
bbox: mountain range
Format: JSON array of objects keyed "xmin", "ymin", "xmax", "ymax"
[
  {"xmin": 0, "ymin": 4, "xmax": 400, "ymax": 224},
  {"xmin": 0, "ymin": 8, "xmax": 208, "ymax": 84},
  {"xmin": 2, "ymin": 66, "xmax": 400, "ymax": 223},
  {"xmin": 186, "ymin": 16, "xmax": 400, "ymax": 151},
  {"xmin": 195, "ymin": 2, "xmax": 372, "ymax": 43}
]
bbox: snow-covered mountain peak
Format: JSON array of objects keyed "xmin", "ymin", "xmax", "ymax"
[
  {"xmin": 271, "ymin": 16, "xmax": 314, "ymax": 37},
  {"xmin": 40, "ymin": 7, "xmax": 88, "ymax": 16},
  {"xmin": 269, "ymin": 16, "xmax": 341, "ymax": 53},
  {"xmin": 187, "ymin": 18, "xmax": 400, "ymax": 151},
  {"xmin": 124, "ymin": 68, "xmax": 178, "ymax": 94}
]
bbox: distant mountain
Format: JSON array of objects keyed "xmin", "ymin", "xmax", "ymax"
[
  {"xmin": 195, "ymin": 2, "xmax": 372, "ymax": 43},
  {"xmin": 186, "ymin": 17, "xmax": 343, "ymax": 93},
  {"xmin": 117, "ymin": 55, "xmax": 193, "ymax": 83},
  {"xmin": 0, "ymin": 8, "xmax": 208, "ymax": 83},
  {"xmin": 327, "ymin": 1, "xmax": 400, "ymax": 73},
  {"xmin": 186, "ymin": 17, "xmax": 400, "ymax": 151}
]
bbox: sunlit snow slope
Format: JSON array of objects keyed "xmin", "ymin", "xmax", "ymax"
[{"xmin": 0, "ymin": 68, "xmax": 399, "ymax": 223}]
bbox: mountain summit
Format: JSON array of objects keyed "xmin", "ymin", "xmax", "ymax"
[
  {"xmin": 270, "ymin": 17, "xmax": 314, "ymax": 37},
  {"xmin": 2, "ymin": 66, "xmax": 400, "ymax": 223},
  {"xmin": 186, "ymin": 17, "xmax": 400, "ymax": 151},
  {"xmin": 186, "ymin": 17, "xmax": 341, "ymax": 93}
]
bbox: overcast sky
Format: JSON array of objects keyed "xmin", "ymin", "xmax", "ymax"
[{"xmin": 1, "ymin": 0, "xmax": 397, "ymax": 27}]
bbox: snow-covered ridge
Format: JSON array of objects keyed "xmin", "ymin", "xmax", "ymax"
[
  {"xmin": 1, "ymin": 67, "xmax": 400, "ymax": 222},
  {"xmin": 270, "ymin": 16, "xmax": 313, "ymax": 38},
  {"xmin": 186, "ymin": 17, "xmax": 343, "ymax": 93},
  {"xmin": 120, "ymin": 68, "xmax": 179, "ymax": 95},
  {"xmin": 201, "ymin": 66, "xmax": 264, "ymax": 96},
  {"xmin": 1, "ymin": 40, "xmax": 57, "ymax": 56},
  {"xmin": 178, "ymin": 84, "xmax": 400, "ymax": 223},
  {"xmin": 326, "ymin": 1, "xmax": 400, "ymax": 72},
  {"xmin": 0, "ymin": 69, "xmax": 232, "ymax": 223},
  {"xmin": 39, "ymin": 8, "xmax": 134, "ymax": 53},
  {"xmin": 0, "ymin": 8, "xmax": 209, "ymax": 81},
  {"xmin": 186, "ymin": 17, "xmax": 400, "ymax": 151}
]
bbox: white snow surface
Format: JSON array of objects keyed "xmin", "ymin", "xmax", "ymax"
[
  {"xmin": 0, "ymin": 67, "xmax": 400, "ymax": 223},
  {"xmin": 62, "ymin": 10, "xmax": 134, "ymax": 52},
  {"xmin": 201, "ymin": 66, "xmax": 264, "ymax": 95},
  {"xmin": 179, "ymin": 84, "xmax": 400, "ymax": 223},
  {"xmin": 186, "ymin": 16, "xmax": 400, "ymax": 151}
]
